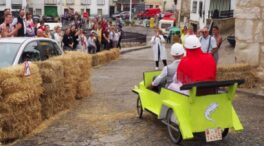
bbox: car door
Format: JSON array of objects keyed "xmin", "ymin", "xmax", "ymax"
[
  {"xmin": 37, "ymin": 40, "xmax": 62, "ymax": 61},
  {"xmin": 19, "ymin": 41, "xmax": 41, "ymax": 63}
]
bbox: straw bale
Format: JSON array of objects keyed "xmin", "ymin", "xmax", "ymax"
[
  {"xmin": 76, "ymin": 80, "xmax": 92, "ymax": 99},
  {"xmin": 217, "ymin": 63, "xmax": 250, "ymax": 73},
  {"xmin": 92, "ymin": 54, "xmax": 99, "ymax": 66},
  {"xmin": 110, "ymin": 48, "xmax": 120, "ymax": 60},
  {"xmin": 217, "ymin": 70, "xmax": 257, "ymax": 88},
  {"xmin": 0, "ymin": 64, "xmax": 42, "ymax": 142},
  {"xmin": 97, "ymin": 51, "xmax": 108, "ymax": 65}
]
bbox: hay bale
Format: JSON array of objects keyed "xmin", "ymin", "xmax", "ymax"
[
  {"xmin": 0, "ymin": 64, "xmax": 43, "ymax": 142},
  {"xmin": 36, "ymin": 60, "xmax": 70, "ymax": 119},
  {"xmin": 217, "ymin": 63, "xmax": 250, "ymax": 73},
  {"xmin": 97, "ymin": 51, "xmax": 108, "ymax": 65},
  {"xmin": 65, "ymin": 52, "xmax": 92, "ymax": 99},
  {"xmin": 110, "ymin": 48, "xmax": 120, "ymax": 60},
  {"xmin": 91, "ymin": 54, "xmax": 99, "ymax": 66},
  {"xmin": 217, "ymin": 63, "xmax": 257, "ymax": 88}
]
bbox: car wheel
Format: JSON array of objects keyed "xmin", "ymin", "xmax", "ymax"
[
  {"xmin": 166, "ymin": 109, "xmax": 182, "ymax": 144},
  {"xmin": 222, "ymin": 128, "xmax": 229, "ymax": 138},
  {"xmin": 137, "ymin": 96, "xmax": 143, "ymax": 119}
]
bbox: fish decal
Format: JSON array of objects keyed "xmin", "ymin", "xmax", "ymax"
[{"xmin": 205, "ymin": 103, "xmax": 219, "ymax": 122}]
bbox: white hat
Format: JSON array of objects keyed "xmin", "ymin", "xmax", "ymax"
[
  {"xmin": 171, "ymin": 43, "xmax": 186, "ymax": 56},
  {"xmin": 184, "ymin": 35, "xmax": 201, "ymax": 49}
]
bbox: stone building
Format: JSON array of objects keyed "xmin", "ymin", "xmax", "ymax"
[{"xmin": 235, "ymin": 0, "xmax": 264, "ymax": 66}]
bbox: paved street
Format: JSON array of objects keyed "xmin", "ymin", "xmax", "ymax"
[{"xmin": 11, "ymin": 48, "xmax": 264, "ymax": 146}]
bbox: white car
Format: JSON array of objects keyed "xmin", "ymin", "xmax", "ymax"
[{"xmin": 0, "ymin": 37, "xmax": 64, "ymax": 68}]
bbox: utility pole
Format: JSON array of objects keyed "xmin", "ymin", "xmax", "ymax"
[{"xmin": 129, "ymin": 0, "xmax": 132, "ymax": 21}]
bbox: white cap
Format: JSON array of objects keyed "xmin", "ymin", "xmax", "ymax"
[
  {"xmin": 184, "ymin": 35, "xmax": 201, "ymax": 49},
  {"xmin": 171, "ymin": 43, "xmax": 186, "ymax": 56}
]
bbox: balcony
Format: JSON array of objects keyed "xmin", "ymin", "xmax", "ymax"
[
  {"xmin": 81, "ymin": 0, "xmax": 91, "ymax": 5},
  {"xmin": 66, "ymin": 0, "xmax": 74, "ymax": 5},
  {"xmin": 209, "ymin": 10, "xmax": 234, "ymax": 19},
  {"xmin": 97, "ymin": 0, "xmax": 105, "ymax": 5},
  {"xmin": 11, "ymin": 0, "xmax": 22, "ymax": 4},
  {"xmin": 45, "ymin": 0, "xmax": 57, "ymax": 5}
]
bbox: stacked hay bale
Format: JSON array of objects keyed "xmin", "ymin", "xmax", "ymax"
[
  {"xmin": 0, "ymin": 64, "xmax": 43, "ymax": 142},
  {"xmin": 65, "ymin": 51, "xmax": 92, "ymax": 99},
  {"xmin": 50, "ymin": 55, "xmax": 78, "ymax": 107},
  {"xmin": 91, "ymin": 49, "xmax": 120, "ymax": 67},
  {"xmin": 217, "ymin": 64, "xmax": 257, "ymax": 88},
  {"xmin": 36, "ymin": 60, "xmax": 66, "ymax": 119}
]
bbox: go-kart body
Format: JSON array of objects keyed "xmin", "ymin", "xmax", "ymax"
[{"xmin": 132, "ymin": 71, "xmax": 244, "ymax": 141}]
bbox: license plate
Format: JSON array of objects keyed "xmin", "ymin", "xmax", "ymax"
[{"xmin": 205, "ymin": 128, "xmax": 222, "ymax": 142}]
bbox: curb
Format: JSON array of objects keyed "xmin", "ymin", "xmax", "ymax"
[
  {"xmin": 237, "ymin": 89, "xmax": 264, "ymax": 99},
  {"xmin": 121, "ymin": 45, "xmax": 151, "ymax": 54}
]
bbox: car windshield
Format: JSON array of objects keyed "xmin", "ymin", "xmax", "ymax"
[{"xmin": 0, "ymin": 43, "xmax": 21, "ymax": 68}]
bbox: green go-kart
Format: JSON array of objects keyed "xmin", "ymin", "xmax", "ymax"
[{"xmin": 132, "ymin": 71, "xmax": 244, "ymax": 144}]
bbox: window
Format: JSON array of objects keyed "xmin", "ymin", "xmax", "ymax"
[
  {"xmin": 199, "ymin": 1, "xmax": 203, "ymax": 17},
  {"xmin": 0, "ymin": 0, "xmax": 6, "ymax": 5},
  {"xmin": 20, "ymin": 41, "xmax": 41, "ymax": 63},
  {"xmin": 192, "ymin": 1, "xmax": 197, "ymax": 13},
  {"xmin": 36, "ymin": 9, "xmax": 42, "ymax": 16},
  {"xmin": 11, "ymin": 0, "xmax": 22, "ymax": 4},
  {"xmin": 98, "ymin": 9, "xmax": 103, "ymax": 15},
  {"xmin": 0, "ymin": 43, "xmax": 20, "ymax": 68},
  {"xmin": 156, "ymin": 5, "xmax": 159, "ymax": 8},
  {"xmin": 97, "ymin": 0, "xmax": 105, "ymax": 5},
  {"xmin": 19, "ymin": 41, "xmax": 61, "ymax": 63}
]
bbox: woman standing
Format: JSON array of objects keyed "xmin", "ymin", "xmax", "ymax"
[
  {"xmin": 150, "ymin": 28, "xmax": 167, "ymax": 70},
  {"xmin": 54, "ymin": 26, "xmax": 63, "ymax": 47},
  {"xmin": 62, "ymin": 28, "xmax": 74, "ymax": 51},
  {"xmin": 25, "ymin": 12, "xmax": 35, "ymax": 37},
  {"xmin": 79, "ymin": 29, "xmax": 88, "ymax": 53}
]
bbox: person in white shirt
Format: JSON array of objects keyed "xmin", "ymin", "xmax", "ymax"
[
  {"xmin": 199, "ymin": 27, "xmax": 217, "ymax": 54},
  {"xmin": 54, "ymin": 26, "xmax": 63, "ymax": 47},
  {"xmin": 150, "ymin": 28, "xmax": 168, "ymax": 70},
  {"xmin": 88, "ymin": 31, "xmax": 97, "ymax": 54},
  {"xmin": 110, "ymin": 26, "xmax": 120, "ymax": 48},
  {"xmin": 151, "ymin": 43, "xmax": 185, "ymax": 89}
]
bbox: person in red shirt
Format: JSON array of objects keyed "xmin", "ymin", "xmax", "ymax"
[{"xmin": 177, "ymin": 35, "xmax": 216, "ymax": 84}]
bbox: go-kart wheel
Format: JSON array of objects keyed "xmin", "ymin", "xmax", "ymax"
[
  {"xmin": 166, "ymin": 109, "xmax": 182, "ymax": 144},
  {"xmin": 137, "ymin": 96, "xmax": 143, "ymax": 119},
  {"xmin": 222, "ymin": 128, "xmax": 229, "ymax": 138}
]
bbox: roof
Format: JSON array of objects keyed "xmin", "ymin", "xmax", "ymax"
[
  {"xmin": 0, "ymin": 37, "xmax": 29, "ymax": 43},
  {"xmin": 0, "ymin": 37, "xmax": 56, "ymax": 44}
]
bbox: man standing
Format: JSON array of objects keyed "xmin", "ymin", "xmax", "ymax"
[
  {"xmin": 199, "ymin": 27, "xmax": 218, "ymax": 60},
  {"xmin": 16, "ymin": 9, "xmax": 26, "ymax": 37}
]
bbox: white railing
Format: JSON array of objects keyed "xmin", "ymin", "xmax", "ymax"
[
  {"xmin": 44, "ymin": 0, "xmax": 57, "ymax": 5},
  {"xmin": 81, "ymin": 0, "xmax": 91, "ymax": 5},
  {"xmin": 66, "ymin": 0, "xmax": 74, "ymax": 5},
  {"xmin": 97, "ymin": 0, "xmax": 105, "ymax": 5},
  {"xmin": 11, "ymin": 0, "xmax": 22, "ymax": 4}
]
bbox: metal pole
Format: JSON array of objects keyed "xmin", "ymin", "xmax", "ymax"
[{"xmin": 129, "ymin": 0, "xmax": 132, "ymax": 21}]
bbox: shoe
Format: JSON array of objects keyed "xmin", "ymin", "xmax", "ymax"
[{"xmin": 155, "ymin": 67, "xmax": 159, "ymax": 70}]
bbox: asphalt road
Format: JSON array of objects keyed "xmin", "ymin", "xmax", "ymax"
[{"xmin": 11, "ymin": 48, "xmax": 264, "ymax": 146}]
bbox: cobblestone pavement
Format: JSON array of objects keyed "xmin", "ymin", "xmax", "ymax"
[{"xmin": 11, "ymin": 48, "xmax": 264, "ymax": 146}]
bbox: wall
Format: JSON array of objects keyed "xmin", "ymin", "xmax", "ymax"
[{"xmin": 234, "ymin": 0, "xmax": 264, "ymax": 66}]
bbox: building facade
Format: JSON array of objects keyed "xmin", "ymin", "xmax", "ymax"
[
  {"xmin": 190, "ymin": 0, "xmax": 235, "ymax": 29},
  {"xmin": 28, "ymin": 0, "xmax": 110, "ymax": 17},
  {"xmin": 0, "ymin": 0, "xmax": 27, "ymax": 12}
]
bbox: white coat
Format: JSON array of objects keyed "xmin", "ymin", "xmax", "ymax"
[{"xmin": 150, "ymin": 35, "xmax": 167, "ymax": 61}]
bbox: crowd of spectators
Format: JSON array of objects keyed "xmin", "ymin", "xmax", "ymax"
[{"xmin": 0, "ymin": 8, "xmax": 123, "ymax": 54}]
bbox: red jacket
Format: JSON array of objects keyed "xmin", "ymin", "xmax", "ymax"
[{"xmin": 177, "ymin": 48, "xmax": 216, "ymax": 84}]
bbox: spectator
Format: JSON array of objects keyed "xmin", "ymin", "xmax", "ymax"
[
  {"xmin": 70, "ymin": 25, "xmax": 80, "ymax": 50},
  {"xmin": 25, "ymin": 12, "xmax": 35, "ymax": 37},
  {"xmin": 117, "ymin": 26, "xmax": 123, "ymax": 49},
  {"xmin": 0, "ymin": 13, "xmax": 18, "ymax": 37},
  {"xmin": 102, "ymin": 28, "xmax": 111, "ymax": 50},
  {"xmin": 38, "ymin": 20, "xmax": 46, "ymax": 32},
  {"xmin": 95, "ymin": 24, "xmax": 102, "ymax": 52},
  {"xmin": 45, "ymin": 25, "xmax": 52, "ymax": 38},
  {"xmin": 88, "ymin": 31, "xmax": 97, "ymax": 54},
  {"xmin": 199, "ymin": 27, "xmax": 217, "ymax": 55},
  {"xmin": 212, "ymin": 26, "xmax": 222, "ymax": 63},
  {"xmin": 54, "ymin": 26, "xmax": 63, "ymax": 47},
  {"xmin": 62, "ymin": 28, "xmax": 74, "ymax": 50},
  {"xmin": 16, "ymin": 9, "xmax": 26, "ymax": 37},
  {"xmin": 110, "ymin": 26, "xmax": 120, "ymax": 48},
  {"xmin": 79, "ymin": 29, "xmax": 88, "ymax": 53},
  {"xmin": 150, "ymin": 28, "xmax": 167, "ymax": 70},
  {"xmin": 36, "ymin": 29, "xmax": 46, "ymax": 38}
]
